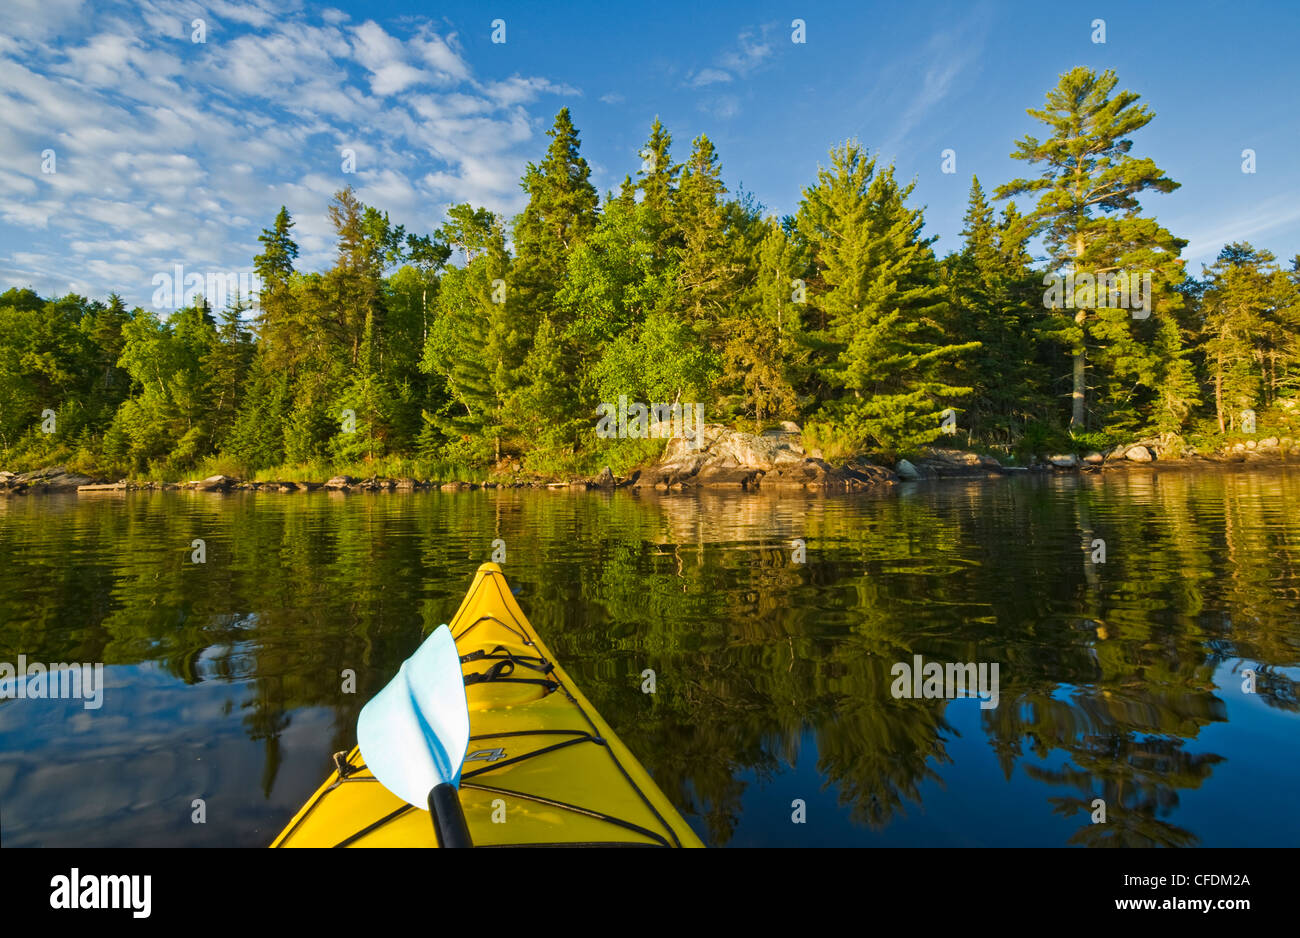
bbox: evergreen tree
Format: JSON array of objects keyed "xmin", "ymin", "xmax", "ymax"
[
  {"xmin": 941, "ymin": 178, "xmax": 1052, "ymax": 444},
  {"xmin": 720, "ymin": 217, "xmax": 802, "ymax": 430},
  {"xmin": 421, "ymin": 209, "xmax": 513, "ymax": 463},
  {"xmin": 1200, "ymin": 243, "xmax": 1300, "ymax": 430},
  {"xmin": 796, "ymin": 142, "xmax": 977, "ymax": 453},
  {"xmin": 636, "ymin": 117, "xmax": 681, "ymax": 261},
  {"xmin": 996, "ymin": 67, "xmax": 1187, "ymax": 433},
  {"xmin": 252, "ymin": 207, "xmax": 300, "ymax": 373},
  {"xmin": 203, "ymin": 295, "xmax": 255, "ymax": 452},
  {"xmin": 512, "ymin": 108, "xmax": 599, "ymax": 334},
  {"xmin": 676, "ymin": 134, "xmax": 741, "ymax": 332},
  {"xmin": 255, "ymin": 207, "xmax": 298, "ymax": 289}
]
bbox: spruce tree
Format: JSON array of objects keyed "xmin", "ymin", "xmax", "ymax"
[
  {"xmin": 676, "ymin": 134, "xmax": 741, "ymax": 332},
  {"xmin": 941, "ymin": 177, "xmax": 1051, "ymax": 444},
  {"xmin": 636, "ymin": 117, "xmax": 681, "ymax": 262},
  {"xmin": 512, "ymin": 109, "xmax": 599, "ymax": 330},
  {"xmin": 252, "ymin": 207, "xmax": 300, "ymax": 374},
  {"xmin": 720, "ymin": 217, "xmax": 802, "ymax": 430}
]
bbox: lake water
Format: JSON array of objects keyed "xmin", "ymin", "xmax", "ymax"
[{"xmin": 1, "ymin": 470, "xmax": 1298, "ymax": 847}]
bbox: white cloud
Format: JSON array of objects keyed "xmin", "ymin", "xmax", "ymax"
[
  {"xmin": 1180, "ymin": 197, "xmax": 1300, "ymax": 263},
  {"xmin": 690, "ymin": 68, "xmax": 732, "ymax": 87},
  {"xmin": 1, "ymin": 0, "xmax": 86, "ymax": 40},
  {"xmin": 0, "ymin": 2, "xmax": 580, "ymax": 304},
  {"xmin": 719, "ymin": 29, "xmax": 772, "ymax": 76},
  {"xmin": 879, "ymin": 14, "xmax": 990, "ymax": 156},
  {"xmin": 698, "ymin": 95, "xmax": 740, "ymax": 120},
  {"xmin": 682, "ymin": 24, "xmax": 779, "ymax": 119}
]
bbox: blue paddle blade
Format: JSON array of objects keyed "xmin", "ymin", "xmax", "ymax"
[{"xmin": 356, "ymin": 625, "xmax": 470, "ymax": 809}]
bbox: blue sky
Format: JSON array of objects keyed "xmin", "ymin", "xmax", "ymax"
[{"xmin": 2, "ymin": 0, "xmax": 1298, "ymax": 308}]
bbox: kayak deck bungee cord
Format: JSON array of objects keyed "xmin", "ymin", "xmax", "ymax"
[{"xmin": 272, "ymin": 562, "xmax": 703, "ymax": 847}]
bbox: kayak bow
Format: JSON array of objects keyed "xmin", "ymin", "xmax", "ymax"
[{"xmin": 272, "ymin": 562, "xmax": 703, "ymax": 847}]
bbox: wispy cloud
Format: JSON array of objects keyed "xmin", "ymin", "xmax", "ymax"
[
  {"xmin": 690, "ymin": 68, "xmax": 732, "ymax": 88},
  {"xmin": 1180, "ymin": 196, "xmax": 1300, "ymax": 263},
  {"xmin": 0, "ymin": 0, "xmax": 578, "ymax": 304},
  {"xmin": 879, "ymin": 14, "xmax": 990, "ymax": 157},
  {"xmin": 685, "ymin": 24, "xmax": 778, "ymax": 119}
]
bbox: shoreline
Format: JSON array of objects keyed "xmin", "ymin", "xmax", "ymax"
[{"xmin": 2, "ymin": 449, "xmax": 1296, "ymax": 497}]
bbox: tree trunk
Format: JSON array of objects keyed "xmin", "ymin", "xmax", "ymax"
[
  {"xmin": 1071, "ymin": 310, "xmax": 1087, "ymax": 431},
  {"xmin": 1070, "ymin": 231, "xmax": 1087, "ymax": 431},
  {"xmin": 1215, "ymin": 366, "xmax": 1224, "ymax": 433}
]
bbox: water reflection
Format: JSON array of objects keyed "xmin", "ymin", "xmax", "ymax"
[{"xmin": 1, "ymin": 469, "xmax": 1298, "ymax": 846}]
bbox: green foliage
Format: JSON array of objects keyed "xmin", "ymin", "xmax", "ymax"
[
  {"xmin": 2, "ymin": 79, "xmax": 1296, "ymax": 477},
  {"xmin": 996, "ymin": 67, "xmax": 1188, "ymax": 433},
  {"xmin": 796, "ymin": 141, "xmax": 978, "ymax": 453}
]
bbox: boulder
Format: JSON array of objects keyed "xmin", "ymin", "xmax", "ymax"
[
  {"xmin": 1048, "ymin": 454, "xmax": 1078, "ymax": 468},
  {"xmin": 895, "ymin": 459, "xmax": 922, "ymax": 481},
  {"xmin": 592, "ymin": 466, "xmax": 616, "ymax": 488},
  {"xmin": 15, "ymin": 467, "xmax": 99, "ymax": 491},
  {"xmin": 1084, "ymin": 451, "xmax": 1105, "ymax": 465},
  {"xmin": 324, "ymin": 475, "xmax": 355, "ymax": 490},
  {"xmin": 912, "ymin": 448, "xmax": 1002, "ymax": 477},
  {"xmin": 1125, "ymin": 445, "xmax": 1154, "ymax": 462}
]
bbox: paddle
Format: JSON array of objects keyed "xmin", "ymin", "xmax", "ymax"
[{"xmin": 357, "ymin": 624, "xmax": 473, "ymax": 847}]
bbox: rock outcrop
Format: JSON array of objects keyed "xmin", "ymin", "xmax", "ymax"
[
  {"xmin": 631, "ymin": 423, "xmax": 897, "ymax": 491},
  {"xmin": 8, "ymin": 466, "xmax": 99, "ymax": 492}
]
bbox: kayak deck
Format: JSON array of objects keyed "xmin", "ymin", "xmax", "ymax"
[{"xmin": 272, "ymin": 563, "xmax": 702, "ymax": 847}]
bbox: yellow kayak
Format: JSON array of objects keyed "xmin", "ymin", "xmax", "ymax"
[{"xmin": 272, "ymin": 562, "xmax": 703, "ymax": 847}]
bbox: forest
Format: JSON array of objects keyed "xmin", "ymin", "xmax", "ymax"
[{"xmin": 2, "ymin": 66, "xmax": 1298, "ymax": 481}]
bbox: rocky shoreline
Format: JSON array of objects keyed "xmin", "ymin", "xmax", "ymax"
[{"xmin": 2, "ymin": 425, "xmax": 1296, "ymax": 497}]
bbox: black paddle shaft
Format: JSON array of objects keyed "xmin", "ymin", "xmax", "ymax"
[{"xmin": 428, "ymin": 783, "xmax": 473, "ymax": 848}]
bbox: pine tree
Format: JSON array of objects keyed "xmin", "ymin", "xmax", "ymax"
[
  {"xmin": 796, "ymin": 142, "xmax": 977, "ymax": 453},
  {"xmin": 1200, "ymin": 243, "xmax": 1297, "ymax": 430},
  {"xmin": 996, "ymin": 67, "xmax": 1186, "ymax": 433},
  {"xmin": 255, "ymin": 207, "xmax": 298, "ymax": 289},
  {"xmin": 421, "ymin": 210, "xmax": 513, "ymax": 463},
  {"xmin": 252, "ymin": 207, "xmax": 300, "ymax": 373}
]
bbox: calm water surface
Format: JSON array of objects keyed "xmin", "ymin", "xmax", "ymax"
[{"xmin": 1, "ymin": 470, "xmax": 1298, "ymax": 847}]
